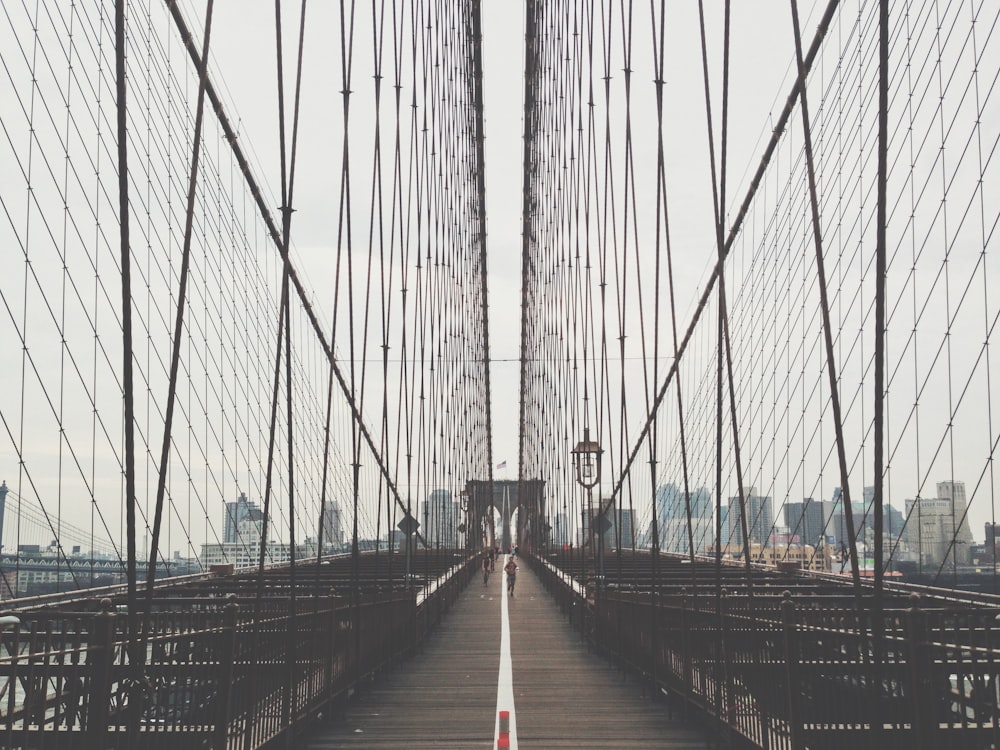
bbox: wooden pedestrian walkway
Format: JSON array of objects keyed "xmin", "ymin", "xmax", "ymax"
[{"xmin": 298, "ymin": 560, "xmax": 711, "ymax": 749}]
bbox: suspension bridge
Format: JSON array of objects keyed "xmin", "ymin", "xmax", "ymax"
[{"xmin": 0, "ymin": 0, "xmax": 998, "ymax": 747}]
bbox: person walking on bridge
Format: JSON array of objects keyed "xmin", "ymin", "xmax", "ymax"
[
  {"xmin": 482, "ymin": 553, "xmax": 491, "ymax": 585},
  {"xmin": 504, "ymin": 555, "xmax": 518, "ymax": 596}
]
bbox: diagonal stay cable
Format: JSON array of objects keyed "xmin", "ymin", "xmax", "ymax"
[
  {"xmin": 163, "ymin": 0, "xmax": 409, "ymax": 523},
  {"xmin": 145, "ymin": 0, "xmax": 215, "ymax": 598},
  {"xmin": 790, "ymin": 0, "xmax": 862, "ymax": 598},
  {"xmin": 605, "ymin": 0, "xmax": 842, "ymax": 512}
]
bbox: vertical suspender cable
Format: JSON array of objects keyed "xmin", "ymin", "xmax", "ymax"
[
  {"xmin": 788, "ymin": 0, "xmax": 862, "ymax": 600},
  {"xmin": 471, "ymin": 0, "xmax": 494, "ymax": 528},
  {"xmin": 163, "ymin": 1, "xmax": 408, "ymax": 528},
  {"xmin": 273, "ymin": 0, "xmax": 311, "ymax": 724},
  {"xmin": 697, "ymin": 0, "xmax": 751, "ymax": 585},
  {"xmin": 147, "ymin": 0, "xmax": 215, "ymax": 598},
  {"xmin": 872, "ymin": 0, "xmax": 890, "ymax": 615},
  {"xmin": 114, "ymin": 0, "xmax": 140, "ymax": 673},
  {"xmin": 605, "ymin": 0, "xmax": 841, "ymax": 513},
  {"xmin": 519, "ymin": 0, "xmax": 538, "ymax": 540},
  {"xmin": 716, "ymin": 2, "xmax": 756, "ymax": 592}
]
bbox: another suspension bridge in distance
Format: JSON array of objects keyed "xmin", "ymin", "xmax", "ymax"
[{"xmin": 1, "ymin": 1, "xmax": 999, "ymax": 748}]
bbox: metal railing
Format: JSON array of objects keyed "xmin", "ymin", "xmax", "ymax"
[
  {"xmin": 530, "ymin": 551, "xmax": 1000, "ymax": 750},
  {"xmin": 0, "ymin": 553, "xmax": 475, "ymax": 749}
]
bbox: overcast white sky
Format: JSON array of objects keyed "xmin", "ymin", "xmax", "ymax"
[
  {"xmin": 166, "ymin": 0, "xmax": 833, "ymax": 545},
  {"xmin": 195, "ymin": 0, "xmax": 814, "ymax": 474},
  {"xmin": 3, "ymin": 0, "xmax": 997, "ymax": 559}
]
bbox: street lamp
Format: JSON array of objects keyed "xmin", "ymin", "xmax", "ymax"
[
  {"xmin": 572, "ymin": 427, "xmax": 604, "ymax": 584},
  {"xmin": 572, "ymin": 427, "xmax": 602, "ymax": 490},
  {"xmin": 458, "ymin": 489, "xmax": 469, "ymax": 550}
]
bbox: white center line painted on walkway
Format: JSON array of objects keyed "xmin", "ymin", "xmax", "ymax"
[{"xmin": 494, "ymin": 563, "xmax": 518, "ymax": 749}]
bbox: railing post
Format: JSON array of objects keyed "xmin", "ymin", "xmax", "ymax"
[
  {"xmin": 214, "ymin": 595, "xmax": 238, "ymax": 750},
  {"xmin": 906, "ymin": 595, "xmax": 930, "ymax": 750},
  {"xmin": 86, "ymin": 598, "xmax": 115, "ymax": 750},
  {"xmin": 681, "ymin": 591, "xmax": 692, "ymax": 718},
  {"xmin": 781, "ymin": 591, "xmax": 800, "ymax": 750},
  {"xmin": 326, "ymin": 600, "xmax": 339, "ymax": 705},
  {"xmin": 718, "ymin": 590, "xmax": 735, "ymax": 745}
]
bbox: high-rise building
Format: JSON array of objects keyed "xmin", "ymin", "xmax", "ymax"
[
  {"xmin": 655, "ymin": 483, "xmax": 684, "ymax": 553},
  {"xmin": 937, "ymin": 480, "xmax": 973, "ymax": 563},
  {"xmin": 655, "ymin": 483, "xmax": 713, "ymax": 554},
  {"xmin": 727, "ymin": 487, "xmax": 772, "ymax": 547},
  {"xmin": 986, "ymin": 522, "xmax": 1000, "ymax": 550},
  {"xmin": 821, "ymin": 487, "xmax": 841, "ymax": 545},
  {"xmin": 580, "ymin": 504, "xmax": 600, "ymax": 549},
  {"xmin": 553, "ymin": 512, "xmax": 569, "ymax": 547},
  {"xmin": 612, "ymin": 504, "xmax": 635, "ymax": 549},
  {"xmin": 862, "ymin": 484, "xmax": 876, "ymax": 518},
  {"xmin": 224, "ymin": 493, "xmax": 262, "ymax": 545},
  {"xmin": 905, "ymin": 480, "xmax": 973, "ymax": 567},
  {"xmin": 424, "ymin": 489, "xmax": 456, "ymax": 548},
  {"xmin": 203, "ymin": 493, "xmax": 307, "ymax": 568},
  {"xmin": 321, "ymin": 502, "xmax": 343, "ymax": 550},
  {"xmin": 581, "ymin": 498, "xmax": 618, "ymax": 550},
  {"xmin": 719, "ymin": 505, "xmax": 730, "ymax": 548},
  {"xmin": 784, "ymin": 498, "xmax": 825, "ymax": 546},
  {"xmin": 885, "ymin": 503, "xmax": 905, "ymax": 549},
  {"xmin": 826, "ymin": 486, "xmax": 869, "ymax": 548}
]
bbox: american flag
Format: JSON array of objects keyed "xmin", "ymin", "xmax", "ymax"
[{"xmin": 496, "ymin": 460, "xmax": 507, "ymax": 470}]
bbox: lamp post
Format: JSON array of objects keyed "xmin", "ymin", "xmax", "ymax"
[
  {"xmin": 423, "ymin": 500, "xmax": 430, "ymax": 586},
  {"xmin": 458, "ymin": 489, "xmax": 469, "ymax": 551},
  {"xmin": 572, "ymin": 427, "xmax": 604, "ymax": 584}
]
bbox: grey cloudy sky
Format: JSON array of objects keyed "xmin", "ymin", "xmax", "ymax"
[{"xmin": 2, "ymin": 0, "xmax": 997, "ymax": 559}]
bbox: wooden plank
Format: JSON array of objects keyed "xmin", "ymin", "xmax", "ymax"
[
  {"xmin": 300, "ymin": 561, "xmax": 714, "ymax": 748},
  {"xmin": 508, "ymin": 563, "xmax": 711, "ymax": 748},
  {"xmin": 299, "ymin": 571, "xmax": 501, "ymax": 748}
]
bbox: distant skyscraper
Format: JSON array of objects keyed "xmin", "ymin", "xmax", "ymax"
[
  {"xmin": 863, "ymin": 484, "xmax": 876, "ymax": 512},
  {"xmin": 885, "ymin": 503, "xmax": 904, "ymax": 549},
  {"xmin": 425, "ymin": 489, "xmax": 456, "ymax": 548},
  {"xmin": 321, "ymin": 502, "xmax": 343, "ymax": 549},
  {"xmin": 655, "ymin": 483, "xmax": 685, "ymax": 522},
  {"xmin": 728, "ymin": 487, "xmax": 772, "ymax": 547},
  {"xmin": 554, "ymin": 512, "xmax": 569, "ymax": 547},
  {"xmin": 937, "ymin": 480, "xmax": 973, "ymax": 564},
  {"xmin": 826, "ymin": 486, "xmax": 868, "ymax": 548},
  {"xmin": 719, "ymin": 505, "xmax": 730, "ymax": 548},
  {"xmin": 612, "ymin": 504, "xmax": 635, "ymax": 549},
  {"xmin": 656, "ymin": 483, "xmax": 712, "ymax": 554},
  {"xmin": 580, "ymin": 499, "xmax": 620, "ymax": 550},
  {"xmin": 224, "ymin": 492, "xmax": 262, "ymax": 544},
  {"xmin": 821, "ymin": 487, "xmax": 842, "ymax": 544},
  {"xmin": 784, "ymin": 498, "xmax": 824, "ymax": 546},
  {"xmin": 986, "ymin": 522, "xmax": 1000, "ymax": 550},
  {"xmin": 905, "ymin": 481, "xmax": 973, "ymax": 567}
]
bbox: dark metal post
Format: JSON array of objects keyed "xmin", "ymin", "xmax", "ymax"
[
  {"xmin": 214, "ymin": 596, "xmax": 238, "ymax": 750},
  {"xmin": 781, "ymin": 592, "xmax": 800, "ymax": 750},
  {"xmin": 113, "ymin": 0, "xmax": 140, "ymax": 690},
  {"xmin": 282, "ymin": 585, "xmax": 294, "ymax": 730},
  {"xmin": 404, "ymin": 511, "xmax": 413, "ymax": 584},
  {"xmin": 86, "ymin": 599, "xmax": 115, "ymax": 750},
  {"xmin": 906, "ymin": 597, "xmax": 930, "ymax": 750},
  {"xmin": 648, "ymin": 477, "xmax": 661, "ymax": 696},
  {"xmin": 681, "ymin": 592, "xmax": 692, "ymax": 719},
  {"xmin": 594, "ymin": 488, "xmax": 605, "ymax": 584},
  {"xmin": 717, "ymin": 589, "xmax": 733, "ymax": 746},
  {"xmin": 326, "ymin": 601, "xmax": 339, "ymax": 705}
]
